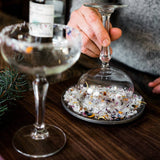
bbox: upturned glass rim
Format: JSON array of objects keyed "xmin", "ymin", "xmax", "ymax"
[{"xmin": 84, "ymin": 3, "xmax": 128, "ymax": 9}]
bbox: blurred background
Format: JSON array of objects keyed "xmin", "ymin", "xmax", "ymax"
[
  {"xmin": 0, "ymin": 0, "xmax": 67, "ymax": 24},
  {"xmin": 0, "ymin": 0, "xmax": 29, "ymax": 21},
  {"xmin": 0, "ymin": 0, "xmax": 120, "ymax": 24}
]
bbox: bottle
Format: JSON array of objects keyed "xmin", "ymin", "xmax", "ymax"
[
  {"xmin": 45, "ymin": 0, "xmax": 66, "ymax": 24},
  {"xmin": 52, "ymin": 0, "xmax": 66, "ymax": 24},
  {"xmin": 29, "ymin": 0, "xmax": 54, "ymax": 39}
]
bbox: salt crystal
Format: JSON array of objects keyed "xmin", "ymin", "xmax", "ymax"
[
  {"xmin": 87, "ymin": 88, "xmax": 93, "ymax": 94},
  {"xmin": 93, "ymin": 91, "xmax": 99, "ymax": 96}
]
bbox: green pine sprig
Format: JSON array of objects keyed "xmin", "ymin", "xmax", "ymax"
[{"xmin": 0, "ymin": 67, "xmax": 28, "ymax": 118}]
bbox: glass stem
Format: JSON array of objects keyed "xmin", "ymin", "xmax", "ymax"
[
  {"xmin": 100, "ymin": 14, "xmax": 111, "ymax": 69},
  {"xmin": 31, "ymin": 76, "xmax": 49, "ymax": 140}
]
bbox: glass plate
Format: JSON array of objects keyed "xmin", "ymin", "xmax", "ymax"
[{"xmin": 61, "ymin": 86, "xmax": 146, "ymax": 125}]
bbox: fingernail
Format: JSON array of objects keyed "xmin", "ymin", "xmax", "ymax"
[
  {"xmin": 103, "ymin": 39, "xmax": 110, "ymax": 46},
  {"xmin": 148, "ymin": 82, "xmax": 154, "ymax": 87}
]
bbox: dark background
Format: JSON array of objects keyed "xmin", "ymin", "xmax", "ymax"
[
  {"xmin": 0, "ymin": 0, "xmax": 120, "ymax": 23},
  {"xmin": 0, "ymin": 0, "xmax": 72, "ymax": 24},
  {"xmin": 0, "ymin": 0, "xmax": 29, "ymax": 21}
]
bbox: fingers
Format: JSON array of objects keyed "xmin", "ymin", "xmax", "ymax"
[
  {"xmin": 67, "ymin": 10, "xmax": 100, "ymax": 57},
  {"xmin": 110, "ymin": 28, "xmax": 122, "ymax": 41},
  {"xmin": 67, "ymin": 5, "xmax": 122, "ymax": 57},
  {"xmin": 81, "ymin": 6, "xmax": 111, "ymax": 47},
  {"xmin": 80, "ymin": 29, "xmax": 100, "ymax": 57},
  {"xmin": 148, "ymin": 77, "xmax": 160, "ymax": 87},
  {"xmin": 148, "ymin": 77, "xmax": 160, "ymax": 94},
  {"xmin": 67, "ymin": 6, "xmax": 102, "ymax": 57},
  {"xmin": 152, "ymin": 84, "xmax": 160, "ymax": 94}
]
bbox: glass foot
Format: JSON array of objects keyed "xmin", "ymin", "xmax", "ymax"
[{"xmin": 12, "ymin": 124, "xmax": 66, "ymax": 158}]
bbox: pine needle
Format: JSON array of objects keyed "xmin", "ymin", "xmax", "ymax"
[{"xmin": 0, "ymin": 67, "xmax": 28, "ymax": 118}]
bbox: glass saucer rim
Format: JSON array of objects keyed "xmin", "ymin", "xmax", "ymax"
[
  {"xmin": 61, "ymin": 86, "xmax": 145, "ymax": 125},
  {"xmin": 0, "ymin": 22, "xmax": 81, "ymax": 48}
]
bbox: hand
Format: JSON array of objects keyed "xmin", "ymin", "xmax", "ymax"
[
  {"xmin": 67, "ymin": 6, "xmax": 122, "ymax": 58},
  {"xmin": 148, "ymin": 77, "xmax": 160, "ymax": 94}
]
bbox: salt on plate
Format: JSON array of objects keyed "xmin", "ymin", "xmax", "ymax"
[{"xmin": 63, "ymin": 85, "xmax": 144, "ymax": 121}]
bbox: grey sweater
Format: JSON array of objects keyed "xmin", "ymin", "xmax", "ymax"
[{"xmin": 69, "ymin": 0, "xmax": 160, "ymax": 76}]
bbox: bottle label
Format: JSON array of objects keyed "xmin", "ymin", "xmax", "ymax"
[{"xmin": 29, "ymin": 1, "xmax": 54, "ymax": 37}]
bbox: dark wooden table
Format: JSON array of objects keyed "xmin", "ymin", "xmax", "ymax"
[{"xmin": 0, "ymin": 11, "xmax": 160, "ymax": 160}]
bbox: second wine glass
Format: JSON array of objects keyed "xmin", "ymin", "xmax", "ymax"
[
  {"xmin": 62, "ymin": 3, "xmax": 145, "ymax": 124},
  {"xmin": 77, "ymin": 3, "xmax": 134, "ymax": 110}
]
